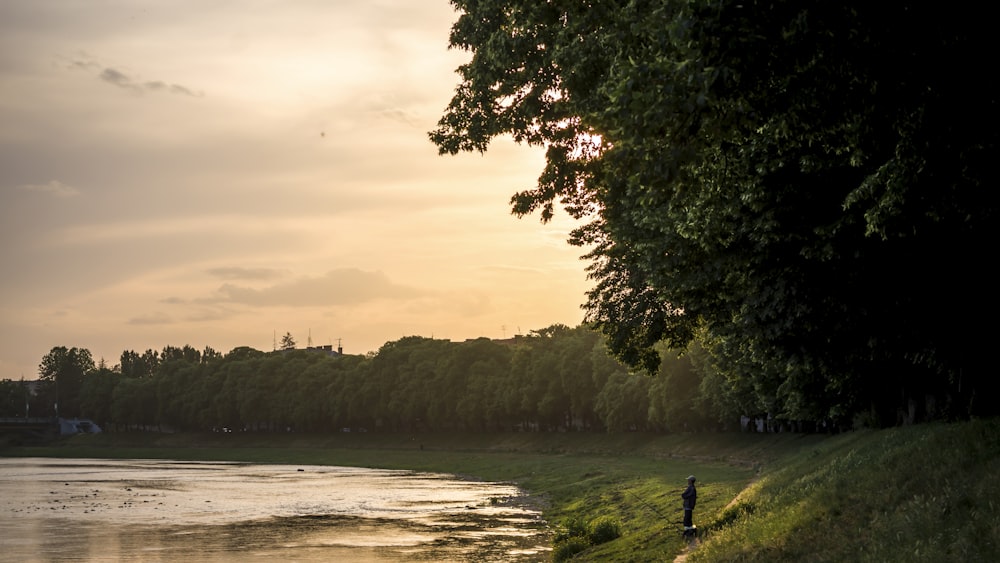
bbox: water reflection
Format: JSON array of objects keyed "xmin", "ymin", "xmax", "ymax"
[{"xmin": 0, "ymin": 458, "xmax": 550, "ymax": 561}]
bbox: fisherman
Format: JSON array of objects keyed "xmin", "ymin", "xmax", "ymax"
[{"xmin": 681, "ymin": 475, "xmax": 697, "ymax": 537}]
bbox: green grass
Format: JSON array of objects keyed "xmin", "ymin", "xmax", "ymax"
[
  {"xmin": 690, "ymin": 419, "xmax": 1000, "ymax": 562},
  {"xmin": 4, "ymin": 421, "xmax": 998, "ymax": 561}
]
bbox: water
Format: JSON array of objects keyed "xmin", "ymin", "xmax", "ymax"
[{"xmin": 0, "ymin": 458, "xmax": 551, "ymax": 562}]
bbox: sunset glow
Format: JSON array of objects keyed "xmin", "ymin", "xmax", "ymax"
[{"xmin": 0, "ymin": 1, "xmax": 591, "ymax": 377}]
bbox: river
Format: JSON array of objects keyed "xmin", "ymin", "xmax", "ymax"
[{"xmin": 0, "ymin": 458, "xmax": 550, "ymax": 562}]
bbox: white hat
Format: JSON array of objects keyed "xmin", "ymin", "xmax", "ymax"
[{"xmin": 687, "ymin": 475, "xmax": 696, "ymax": 482}]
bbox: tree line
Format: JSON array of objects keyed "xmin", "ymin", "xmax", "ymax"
[{"xmin": 1, "ymin": 325, "xmax": 850, "ymax": 434}]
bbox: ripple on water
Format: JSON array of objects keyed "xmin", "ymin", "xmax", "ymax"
[{"xmin": 0, "ymin": 458, "xmax": 551, "ymax": 562}]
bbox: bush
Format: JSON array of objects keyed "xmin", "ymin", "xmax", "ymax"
[
  {"xmin": 552, "ymin": 536, "xmax": 590, "ymax": 562},
  {"xmin": 551, "ymin": 514, "xmax": 622, "ymax": 560},
  {"xmin": 587, "ymin": 516, "xmax": 622, "ymax": 545},
  {"xmin": 553, "ymin": 516, "xmax": 588, "ymax": 544}
]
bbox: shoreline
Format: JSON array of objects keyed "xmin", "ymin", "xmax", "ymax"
[{"xmin": 2, "ymin": 430, "xmax": 783, "ymax": 561}]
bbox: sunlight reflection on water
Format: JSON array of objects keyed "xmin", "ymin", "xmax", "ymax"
[{"xmin": 0, "ymin": 458, "xmax": 551, "ymax": 561}]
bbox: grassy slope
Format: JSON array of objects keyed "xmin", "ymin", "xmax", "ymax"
[
  {"xmin": 3, "ymin": 420, "xmax": 997, "ymax": 561},
  {"xmin": 690, "ymin": 418, "xmax": 1000, "ymax": 562}
]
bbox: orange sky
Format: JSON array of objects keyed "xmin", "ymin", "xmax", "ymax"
[{"xmin": 0, "ymin": 1, "xmax": 592, "ymax": 378}]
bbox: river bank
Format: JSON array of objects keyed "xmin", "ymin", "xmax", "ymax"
[
  {"xmin": 7, "ymin": 422, "xmax": 997, "ymax": 561},
  {"xmin": 2, "ymin": 430, "xmax": 813, "ymax": 561}
]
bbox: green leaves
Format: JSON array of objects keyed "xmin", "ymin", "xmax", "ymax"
[{"xmin": 432, "ymin": 0, "xmax": 1000, "ymax": 424}]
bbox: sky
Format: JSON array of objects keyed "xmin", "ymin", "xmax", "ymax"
[{"xmin": 0, "ymin": 1, "xmax": 592, "ymax": 378}]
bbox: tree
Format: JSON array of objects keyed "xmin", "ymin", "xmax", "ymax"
[
  {"xmin": 225, "ymin": 346, "xmax": 265, "ymax": 361},
  {"xmin": 79, "ymin": 366, "xmax": 119, "ymax": 428},
  {"xmin": 202, "ymin": 346, "xmax": 222, "ymax": 363},
  {"xmin": 38, "ymin": 346, "xmax": 95, "ymax": 417},
  {"xmin": 647, "ymin": 345, "xmax": 712, "ymax": 432},
  {"xmin": 119, "ymin": 349, "xmax": 160, "ymax": 378},
  {"xmin": 280, "ymin": 332, "xmax": 296, "ymax": 351},
  {"xmin": 161, "ymin": 345, "xmax": 201, "ymax": 364},
  {"xmin": 431, "ymin": 1, "xmax": 999, "ymax": 424},
  {"xmin": 595, "ymin": 372, "xmax": 650, "ymax": 432},
  {"xmin": 0, "ymin": 379, "xmax": 28, "ymax": 417}
]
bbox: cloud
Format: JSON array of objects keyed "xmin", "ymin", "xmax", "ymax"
[
  {"xmin": 206, "ymin": 267, "xmax": 285, "ymax": 281},
  {"xmin": 143, "ymin": 80, "xmax": 199, "ymax": 97},
  {"xmin": 98, "ymin": 67, "xmax": 130, "ymax": 87},
  {"xmin": 128, "ymin": 312, "xmax": 173, "ymax": 325},
  {"xmin": 16, "ymin": 180, "xmax": 80, "ymax": 197},
  {"xmin": 99, "ymin": 66, "xmax": 202, "ymax": 97},
  {"xmin": 154, "ymin": 298, "xmax": 239, "ymax": 323},
  {"xmin": 208, "ymin": 268, "xmax": 426, "ymax": 307},
  {"xmin": 181, "ymin": 307, "xmax": 239, "ymax": 323},
  {"xmin": 38, "ymin": 215, "xmax": 323, "ymax": 248},
  {"xmin": 65, "ymin": 57, "xmax": 99, "ymax": 72}
]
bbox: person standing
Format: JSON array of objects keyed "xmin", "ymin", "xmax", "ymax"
[{"xmin": 681, "ymin": 475, "xmax": 697, "ymax": 536}]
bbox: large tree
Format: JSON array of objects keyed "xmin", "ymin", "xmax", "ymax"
[
  {"xmin": 431, "ymin": 1, "xmax": 998, "ymax": 423},
  {"xmin": 38, "ymin": 346, "xmax": 95, "ymax": 418}
]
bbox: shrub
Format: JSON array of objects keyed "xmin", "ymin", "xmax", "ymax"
[
  {"xmin": 588, "ymin": 515, "xmax": 622, "ymax": 545},
  {"xmin": 552, "ymin": 536, "xmax": 590, "ymax": 562},
  {"xmin": 553, "ymin": 516, "xmax": 588, "ymax": 544}
]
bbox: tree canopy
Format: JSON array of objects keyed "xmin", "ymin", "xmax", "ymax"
[
  {"xmin": 431, "ymin": 1, "xmax": 998, "ymax": 423},
  {"xmin": 38, "ymin": 346, "xmax": 95, "ymax": 417}
]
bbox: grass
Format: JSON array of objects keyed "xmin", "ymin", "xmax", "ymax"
[
  {"xmin": 690, "ymin": 418, "xmax": 1000, "ymax": 562},
  {"xmin": 4, "ymin": 420, "xmax": 998, "ymax": 561}
]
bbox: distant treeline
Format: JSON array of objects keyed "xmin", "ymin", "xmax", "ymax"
[{"xmin": 0, "ymin": 324, "xmax": 932, "ymax": 433}]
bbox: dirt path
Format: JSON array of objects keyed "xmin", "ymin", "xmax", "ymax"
[{"xmin": 673, "ymin": 536, "xmax": 699, "ymax": 562}]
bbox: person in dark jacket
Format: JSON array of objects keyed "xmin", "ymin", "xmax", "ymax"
[{"xmin": 681, "ymin": 475, "xmax": 697, "ymax": 536}]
